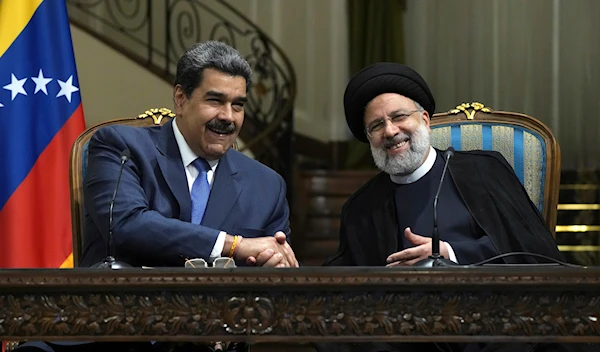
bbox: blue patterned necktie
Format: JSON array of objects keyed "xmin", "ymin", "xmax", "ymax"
[{"xmin": 191, "ymin": 158, "xmax": 211, "ymax": 224}]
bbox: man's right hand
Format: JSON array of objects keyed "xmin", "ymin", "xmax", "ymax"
[{"xmin": 229, "ymin": 232, "xmax": 298, "ymax": 267}]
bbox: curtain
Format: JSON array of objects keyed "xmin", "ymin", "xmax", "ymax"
[
  {"xmin": 345, "ymin": 0, "xmax": 406, "ymax": 168},
  {"xmin": 348, "ymin": 0, "xmax": 406, "ymax": 75},
  {"xmin": 402, "ymin": 0, "xmax": 600, "ymax": 265},
  {"xmin": 403, "ymin": 0, "xmax": 600, "ymax": 171}
]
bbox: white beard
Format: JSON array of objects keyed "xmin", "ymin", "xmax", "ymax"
[{"xmin": 370, "ymin": 122, "xmax": 430, "ymax": 175}]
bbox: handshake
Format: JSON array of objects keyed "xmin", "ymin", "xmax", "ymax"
[{"xmin": 222, "ymin": 231, "xmax": 299, "ymax": 268}]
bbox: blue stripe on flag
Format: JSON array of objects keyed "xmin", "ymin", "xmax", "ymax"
[{"xmin": 0, "ymin": 0, "xmax": 81, "ymax": 209}]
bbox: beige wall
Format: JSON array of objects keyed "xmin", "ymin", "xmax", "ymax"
[
  {"xmin": 70, "ymin": 1, "xmax": 352, "ymax": 142},
  {"xmin": 226, "ymin": 0, "xmax": 351, "ymax": 142},
  {"xmin": 70, "ymin": 25, "xmax": 173, "ymax": 128},
  {"xmin": 71, "ymin": 0, "xmax": 349, "ymax": 141}
]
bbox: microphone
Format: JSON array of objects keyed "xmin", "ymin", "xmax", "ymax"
[
  {"xmin": 415, "ymin": 147, "xmax": 458, "ymax": 267},
  {"xmin": 91, "ymin": 149, "xmax": 132, "ymax": 269}
]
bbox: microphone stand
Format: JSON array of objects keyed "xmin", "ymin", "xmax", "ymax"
[
  {"xmin": 415, "ymin": 148, "xmax": 458, "ymax": 267},
  {"xmin": 91, "ymin": 150, "xmax": 132, "ymax": 269}
]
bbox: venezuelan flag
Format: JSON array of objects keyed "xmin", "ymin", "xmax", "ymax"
[{"xmin": 0, "ymin": 0, "xmax": 85, "ymax": 269}]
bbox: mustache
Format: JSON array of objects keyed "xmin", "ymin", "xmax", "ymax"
[
  {"xmin": 206, "ymin": 118, "xmax": 236, "ymax": 134},
  {"xmin": 382, "ymin": 134, "xmax": 409, "ymax": 149}
]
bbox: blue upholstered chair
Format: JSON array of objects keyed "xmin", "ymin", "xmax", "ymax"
[
  {"xmin": 68, "ymin": 108, "xmax": 175, "ymax": 267},
  {"xmin": 429, "ymin": 102, "xmax": 561, "ymax": 235}
]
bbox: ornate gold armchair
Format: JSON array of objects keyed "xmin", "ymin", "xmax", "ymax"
[
  {"xmin": 68, "ymin": 108, "xmax": 175, "ymax": 267},
  {"xmin": 429, "ymin": 102, "xmax": 561, "ymax": 234}
]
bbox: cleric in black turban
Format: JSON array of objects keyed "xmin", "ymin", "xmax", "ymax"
[
  {"xmin": 318, "ymin": 60, "xmax": 571, "ymax": 352},
  {"xmin": 343, "ymin": 62, "xmax": 435, "ymax": 143}
]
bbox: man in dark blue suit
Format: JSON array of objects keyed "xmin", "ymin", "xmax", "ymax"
[
  {"xmin": 80, "ymin": 40, "xmax": 297, "ymax": 269},
  {"xmin": 13, "ymin": 41, "xmax": 297, "ymax": 352}
]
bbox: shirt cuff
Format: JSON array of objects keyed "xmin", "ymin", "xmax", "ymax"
[
  {"xmin": 444, "ymin": 241, "xmax": 458, "ymax": 263},
  {"xmin": 209, "ymin": 231, "xmax": 226, "ymax": 262}
]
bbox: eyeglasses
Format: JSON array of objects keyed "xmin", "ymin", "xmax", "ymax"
[
  {"xmin": 184, "ymin": 257, "xmax": 237, "ymax": 268},
  {"xmin": 365, "ymin": 109, "xmax": 422, "ymax": 138}
]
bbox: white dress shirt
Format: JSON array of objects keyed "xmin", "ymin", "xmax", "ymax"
[
  {"xmin": 389, "ymin": 146, "xmax": 458, "ymax": 263},
  {"xmin": 172, "ymin": 118, "xmax": 226, "ymax": 261}
]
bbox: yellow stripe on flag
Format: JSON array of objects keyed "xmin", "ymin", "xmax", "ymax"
[
  {"xmin": 60, "ymin": 252, "xmax": 74, "ymax": 268},
  {"xmin": 0, "ymin": 0, "xmax": 44, "ymax": 58}
]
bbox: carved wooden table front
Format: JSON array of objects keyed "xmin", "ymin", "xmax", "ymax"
[{"xmin": 1, "ymin": 267, "xmax": 599, "ymax": 344}]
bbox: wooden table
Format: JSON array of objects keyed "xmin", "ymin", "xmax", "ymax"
[{"xmin": 1, "ymin": 267, "xmax": 599, "ymax": 344}]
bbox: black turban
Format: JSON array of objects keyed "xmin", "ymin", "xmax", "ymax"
[{"xmin": 343, "ymin": 62, "xmax": 435, "ymax": 143}]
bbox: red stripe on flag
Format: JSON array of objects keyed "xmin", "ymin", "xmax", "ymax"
[{"xmin": 0, "ymin": 105, "xmax": 85, "ymax": 268}]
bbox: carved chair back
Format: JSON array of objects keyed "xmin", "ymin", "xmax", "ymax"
[{"xmin": 69, "ymin": 108, "xmax": 174, "ymax": 266}]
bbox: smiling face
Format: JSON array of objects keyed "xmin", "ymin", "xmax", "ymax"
[
  {"xmin": 364, "ymin": 93, "xmax": 431, "ymax": 175},
  {"xmin": 174, "ymin": 68, "xmax": 247, "ymax": 160}
]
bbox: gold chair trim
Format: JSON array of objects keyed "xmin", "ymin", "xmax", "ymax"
[
  {"xmin": 447, "ymin": 102, "xmax": 493, "ymax": 120},
  {"xmin": 137, "ymin": 107, "xmax": 176, "ymax": 125}
]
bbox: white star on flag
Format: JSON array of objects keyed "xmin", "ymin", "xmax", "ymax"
[
  {"xmin": 0, "ymin": 103, "xmax": 3, "ymax": 108},
  {"xmin": 32, "ymin": 69, "xmax": 52, "ymax": 95},
  {"xmin": 3, "ymin": 74, "xmax": 27, "ymax": 101},
  {"xmin": 56, "ymin": 75, "xmax": 79, "ymax": 103}
]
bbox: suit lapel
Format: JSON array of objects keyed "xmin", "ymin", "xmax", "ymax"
[
  {"xmin": 156, "ymin": 120, "xmax": 192, "ymax": 221},
  {"xmin": 202, "ymin": 150, "xmax": 241, "ymax": 229}
]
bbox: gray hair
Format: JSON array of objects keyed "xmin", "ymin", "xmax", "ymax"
[
  {"xmin": 413, "ymin": 100, "xmax": 424, "ymax": 111},
  {"xmin": 174, "ymin": 40, "xmax": 253, "ymax": 97}
]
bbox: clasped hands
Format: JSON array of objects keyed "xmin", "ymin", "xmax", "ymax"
[
  {"xmin": 228, "ymin": 227, "xmax": 446, "ymax": 268},
  {"xmin": 233, "ymin": 232, "xmax": 299, "ymax": 268},
  {"xmin": 386, "ymin": 227, "xmax": 450, "ymax": 266}
]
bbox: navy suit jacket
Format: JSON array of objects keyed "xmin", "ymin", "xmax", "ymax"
[{"xmin": 79, "ymin": 120, "xmax": 290, "ymax": 267}]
